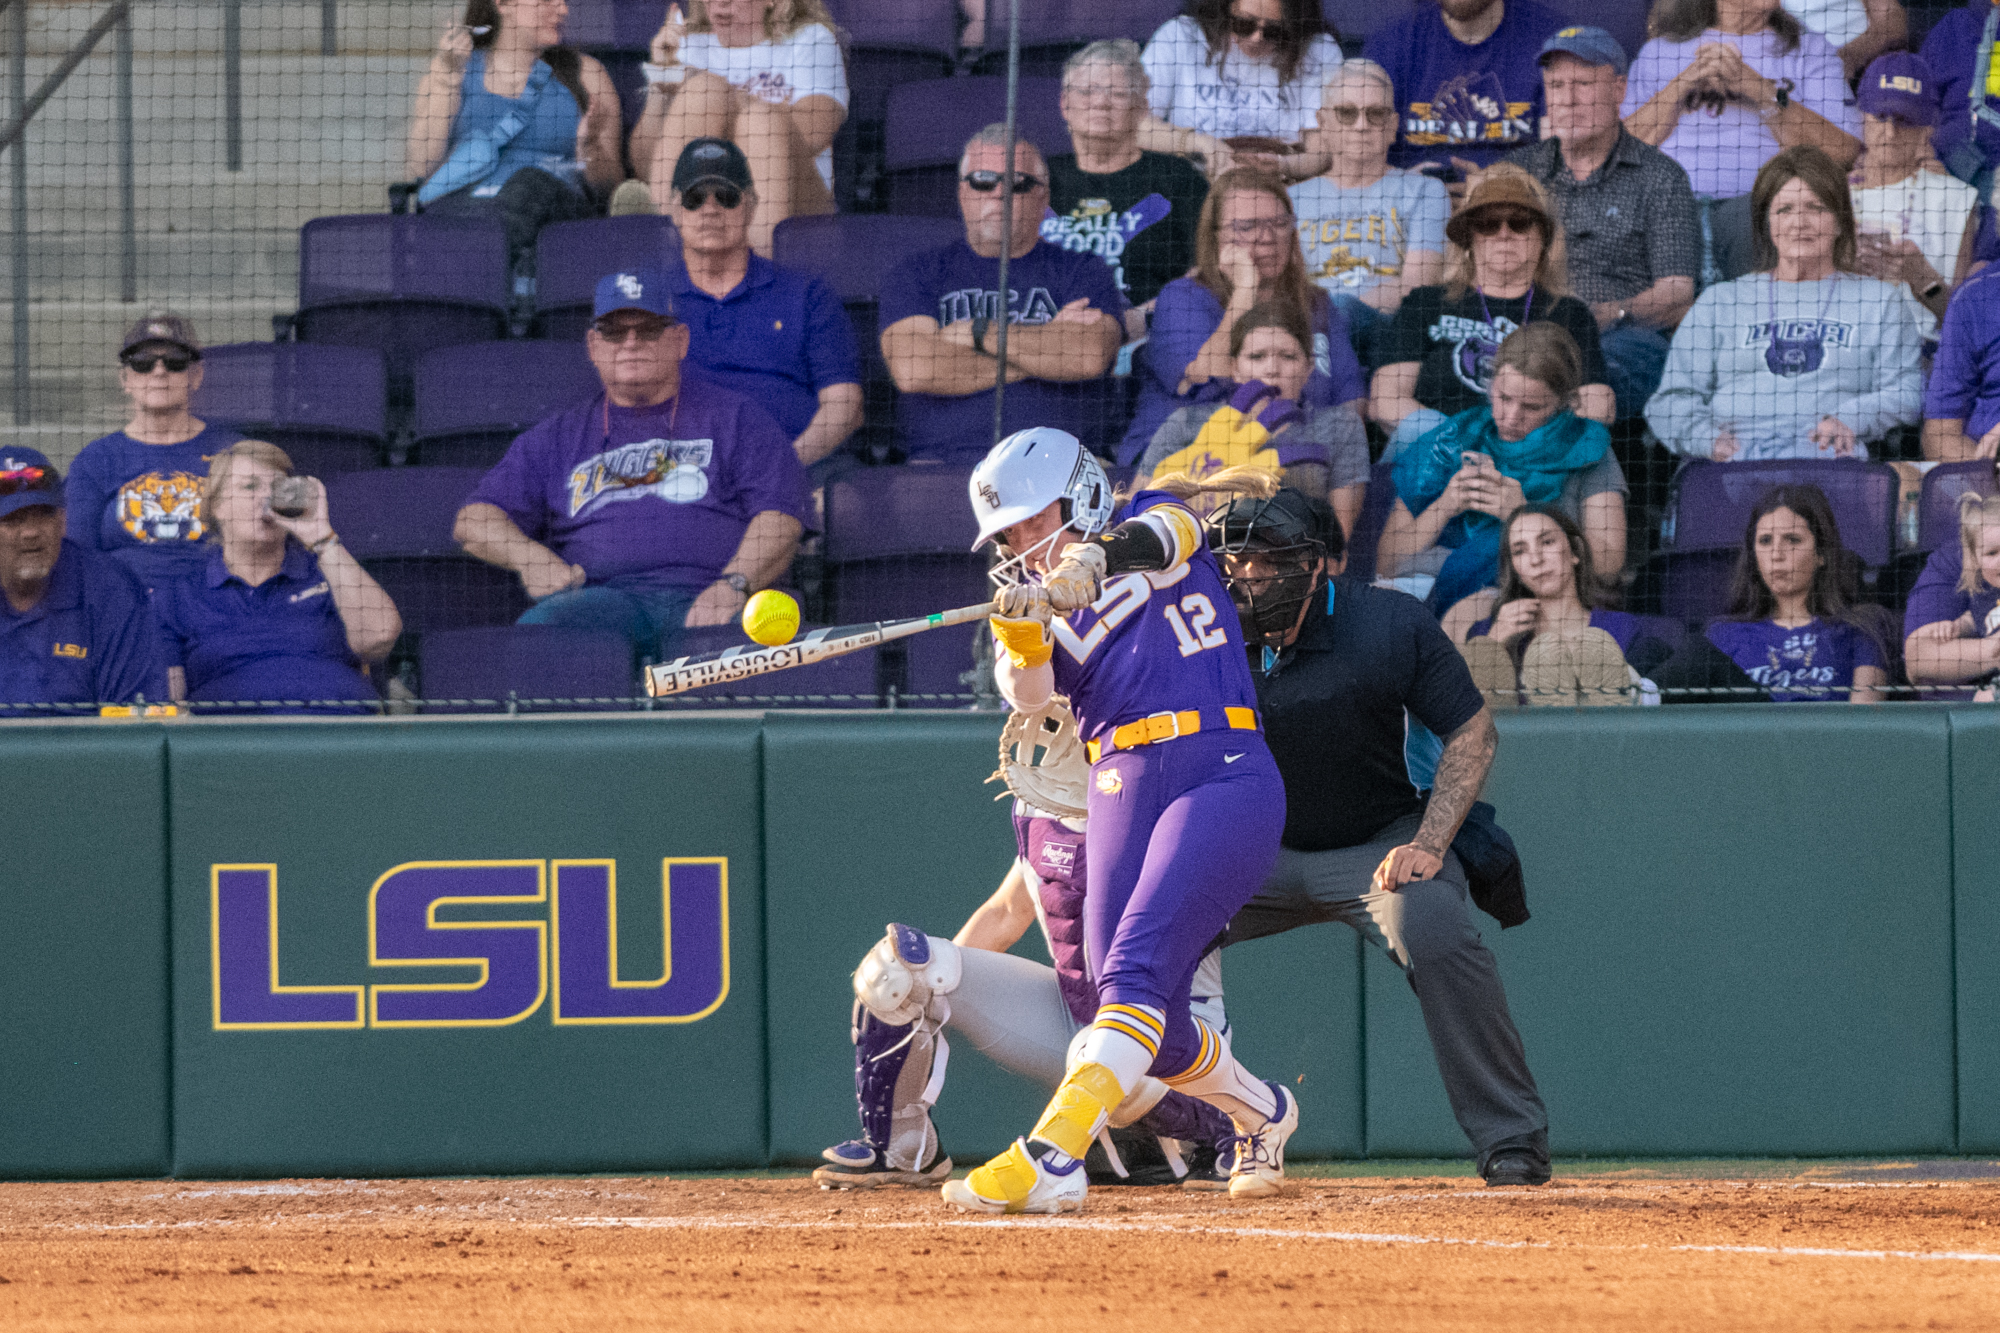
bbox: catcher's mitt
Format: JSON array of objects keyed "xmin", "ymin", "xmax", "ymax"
[{"xmin": 986, "ymin": 695, "xmax": 1089, "ymax": 819}]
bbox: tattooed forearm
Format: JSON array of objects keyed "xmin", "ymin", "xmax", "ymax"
[{"xmin": 1414, "ymin": 708, "xmax": 1497, "ymax": 857}]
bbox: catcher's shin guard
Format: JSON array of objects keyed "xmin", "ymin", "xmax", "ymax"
[{"xmin": 843, "ymin": 1002, "xmax": 948, "ymax": 1175}]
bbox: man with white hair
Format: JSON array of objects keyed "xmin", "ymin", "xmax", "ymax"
[
  {"xmin": 1290, "ymin": 59, "xmax": 1450, "ymax": 367},
  {"xmin": 880, "ymin": 126, "xmax": 1127, "ymax": 463},
  {"xmin": 1043, "ymin": 40, "xmax": 1210, "ymax": 339}
]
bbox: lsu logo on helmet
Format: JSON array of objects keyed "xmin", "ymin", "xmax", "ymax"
[{"xmin": 117, "ymin": 471, "xmax": 205, "ymax": 543}]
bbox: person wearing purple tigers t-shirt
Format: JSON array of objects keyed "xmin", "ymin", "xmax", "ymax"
[
  {"xmin": 65, "ymin": 311, "xmax": 241, "ymax": 592},
  {"xmin": 942, "ymin": 431, "xmax": 1296, "ymax": 1216},
  {"xmin": 455, "ymin": 266, "xmax": 808, "ymax": 664},
  {"xmin": 1365, "ymin": 0, "xmax": 1567, "ymax": 178},
  {"xmin": 1704, "ymin": 483, "xmax": 1887, "ymax": 702},
  {"xmin": 879, "ymin": 129, "xmax": 1126, "ymax": 464}
]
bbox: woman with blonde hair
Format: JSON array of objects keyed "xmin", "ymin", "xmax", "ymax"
[
  {"xmin": 153, "ymin": 440, "xmax": 402, "ymax": 713},
  {"xmin": 630, "ymin": 0, "xmax": 846, "ymax": 254},
  {"xmin": 1119, "ymin": 166, "xmax": 1367, "ymax": 465},
  {"xmin": 1371, "ymin": 164, "xmax": 1614, "ymax": 462}
]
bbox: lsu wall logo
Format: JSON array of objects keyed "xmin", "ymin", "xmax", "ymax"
[
  {"xmin": 117, "ymin": 471, "xmax": 206, "ymax": 543},
  {"xmin": 210, "ymin": 858, "xmax": 729, "ymax": 1030}
]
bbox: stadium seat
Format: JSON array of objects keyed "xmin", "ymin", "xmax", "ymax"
[
  {"xmin": 772, "ymin": 213, "xmax": 962, "ymax": 460},
  {"xmin": 1666, "ymin": 459, "xmax": 1900, "ymax": 567},
  {"xmin": 822, "ymin": 0, "xmax": 960, "ymax": 209},
  {"xmin": 1916, "ymin": 459, "xmax": 1998, "ymax": 554},
  {"xmin": 823, "ymin": 463, "xmax": 990, "ymax": 624},
  {"xmin": 328, "ymin": 466, "xmax": 531, "ymax": 637},
  {"xmin": 412, "ymin": 341, "xmax": 601, "ymax": 467},
  {"xmin": 1657, "ymin": 548, "xmax": 1741, "ymax": 625},
  {"xmin": 902, "ymin": 622, "xmax": 983, "ymax": 703},
  {"xmin": 193, "ymin": 343, "xmax": 389, "ymax": 475},
  {"xmin": 968, "ymin": 0, "xmax": 1182, "ymax": 75},
  {"xmin": 562, "ymin": 0, "xmax": 669, "ymax": 136},
  {"xmin": 533, "ymin": 214, "xmax": 681, "ymax": 341},
  {"xmin": 293, "ymin": 215, "xmax": 511, "ymax": 404},
  {"xmin": 1321, "ymin": 0, "xmax": 1647, "ymax": 54},
  {"xmin": 882, "ymin": 76, "xmax": 1071, "ymax": 217},
  {"xmin": 420, "ymin": 625, "xmax": 636, "ymax": 713},
  {"xmin": 1344, "ymin": 462, "xmax": 1397, "ymax": 584}
]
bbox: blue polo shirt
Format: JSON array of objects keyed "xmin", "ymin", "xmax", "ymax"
[
  {"xmin": 673, "ymin": 254, "xmax": 860, "ymax": 441},
  {"xmin": 0, "ymin": 538, "xmax": 168, "ymax": 711},
  {"xmin": 153, "ymin": 544, "xmax": 377, "ymax": 713}
]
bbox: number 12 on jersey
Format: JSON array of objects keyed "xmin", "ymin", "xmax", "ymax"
[{"xmin": 1163, "ymin": 593, "xmax": 1229, "ymax": 657}]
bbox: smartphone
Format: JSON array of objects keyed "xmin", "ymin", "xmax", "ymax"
[
  {"xmin": 1417, "ymin": 161, "xmax": 1463, "ymax": 186},
  {"xmin": 1460, "ymin": 451, "xmax": 1490, "ymax": 470}
]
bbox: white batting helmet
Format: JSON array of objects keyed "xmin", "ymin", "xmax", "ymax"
[{"xmin": 968, "ymin": 427, "xmax": 1115, "ymax": 551}]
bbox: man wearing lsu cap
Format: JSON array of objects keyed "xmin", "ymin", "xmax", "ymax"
[
  {"xmin": 664, "ymin": 137, "xmax": 863, "ymax": 480},
  {"xmin": 454, "ymin": 266, "xmax": 809, "ymax": 664},
  {"xmin": 0, "ymin": 447, "xmax": 168, "ymax": 710},
  {"xmin": 65, "ymin": 310, "xmax": 241, "ymax": 589},
  {"xmin": 1504, "ymin": 26, "xmax": 1699, "ymax": 420},
  {"xmin": 1849, "ymin": 52, "xmax": 1978, "ymax": 343}
]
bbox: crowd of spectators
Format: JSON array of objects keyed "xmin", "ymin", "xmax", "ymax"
[{"xmin": 30, "ymin": 0, "xmax": 2000, "ymax": 714}]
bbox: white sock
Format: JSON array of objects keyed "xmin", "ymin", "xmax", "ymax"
[
  {"xmin": 1077, "ymin": 1003, "xmax": 1166, "ymax": 1090},
  {"xmin": 1162, "ymin": 1017, "xmax": 1279, "ymax": 1131}
]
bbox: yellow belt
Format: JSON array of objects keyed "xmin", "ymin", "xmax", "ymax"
[{"xmin": 1086, "ymin": 707, "xmax": 1260, "ymax": 763}]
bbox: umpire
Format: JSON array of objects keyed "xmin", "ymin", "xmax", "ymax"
[{"xmin": 1209, "ymin": 486, "xmax": 1549, "ymax": 1187}]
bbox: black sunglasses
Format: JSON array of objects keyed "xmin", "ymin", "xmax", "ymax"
[
  {"xmin": 1470, "ymin": 211, "xmax": 1541, "ymax": 237},
  {"xmin": 1228, "ymin": 14, "xmax": 1292, "ymax": 39},
  {"xmin": 123, "ymin": 353, "xmax": 194, "ymax": 374},
  {"xmin": 591, "ymin": 317, "xmax": 676, "ymax": 342},
  {"xmin": 680, "ymin": 184, "xmax": 744, "ymax": 211},
  {"xmin": 962, "ymin": 170, "xmax": 1045, "ymax": 194},
  {"xmin": 0, "ymin": 465, "xmax": 48, "ymax": 497}
]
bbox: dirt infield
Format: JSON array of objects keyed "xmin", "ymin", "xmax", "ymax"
[{"xmin": 2, "ymin": 1163, "xmax": 1997, "ymax": 1331}]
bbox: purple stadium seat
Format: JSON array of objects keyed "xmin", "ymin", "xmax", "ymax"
[
  {"xmin": 1667, "ymin": 460, "xmax": 1900, "ymax": 568},
  {"xmin": 1322, "ymin": 0, "xmax": 1646, "ymax": 53},
  {"xmin": 295, "ymin": 215, "xmax": 511, "ymax": 398},
  {"xmin": 824, "ymin": 0, "xmax": 960, "ymax": 55},
  {"xmin": 413, "ymin": 341, "xmax": 601, "ymax": 467},
  {"xmin": 903, "ymin": 621, "xmax": 982, "ymax": 703},
  {"xmin": 883, "ymin": 77, "xmax": 1072, "ymax": 217},
  {"xmin": 193, "ymin": 343, "xmax": 388, "ymax": 475},
  {"xmin": 823, "ymin": 464, "xmax": 991, "ymax": 623},
  {"xmin": 1344, "ymin": 462, "xmax": 1397, "ymax": 583},
  {"xmin": 1658, "ymin": 549, "xmax": 1741, "ymax": 625},
  {"xmin": 328, "ymin": 467, "xmax": 531, "ymax": 635},
  {"xmin": 970, "ymin": 0, "xmax": 1182, "ymax": 73},
  {"xmin": 1917, "ymin": 460, "xmax": 1999, "ymax": 554},
  {"xmin": 773, "ymin": 214, "xmax": 964, "ymax": 307},
  {"xmin": 533, "ymin": 215, "xmax": 681, "ymax": 340},
  {"xmin": 560, "ymin": 0, "xmax": 668, "ymax": 51},
  {"xmin": 421, "ymin": 625, "xmax": 636, "ymax": 713}
]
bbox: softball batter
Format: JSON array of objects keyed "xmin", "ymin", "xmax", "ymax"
[{"xmin": 943, "ymin": 428, "xmax": 1297, "ymax": 1214}]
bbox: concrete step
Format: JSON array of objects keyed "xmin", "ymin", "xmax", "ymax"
[
  {"xmin": 22, "ymin": 0, "xmax": 454, "ymax": 59},
  {"xmin": 0, "ymin": 228, "xmax": 297, "ymax": 302}
]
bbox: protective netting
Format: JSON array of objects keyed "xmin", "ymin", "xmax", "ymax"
[{"xmin": 0, "ymin": 0, "xmax": 1991, "ymax": 716}]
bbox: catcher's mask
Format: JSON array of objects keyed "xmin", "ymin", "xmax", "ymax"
[{"xmin": 1207, "ymin": 488, "xmax": 1328, "ymax": 649}]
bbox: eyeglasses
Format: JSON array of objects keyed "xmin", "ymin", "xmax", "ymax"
[
  {"xmin": 0, "ymin": 466, "xmax": 48, "ymax": 497},
  {"xmin": 1469, "ymin": 211, "xmax": 1541, "ymax": 237},
  {"xmin": 962, "ymin": 170, "xmax": 1045, "ymax": 194},
  {"xmin": 591, "ymin": 319, "xmax": 674, "ymax": 343},
  {"xmin": 1227, "ymin": 14, "xmax": 1292, "ymax": 39},
  {"xmin": 1328, "ymin": 104, "xmax": 1396, "ymax": 128},
  {"xmin": 1222, "ymin": 216, "xmax": 1291, "ymax": 240},
  {"xmin": 123, "ymin": 353, "xmax": 194, "ymax": 374},
  {"xmin": 680, "ymin": 184, "xmax": 744, "ymax": 211}
]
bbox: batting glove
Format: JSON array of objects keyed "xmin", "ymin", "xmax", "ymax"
[
  {"xmin": 990, "ymin": 615, "xmax": 1054, "ymax": 670},
  {"xmin": 1044, "ymin": 543, "xmax": 1108, "ymax": 613}
]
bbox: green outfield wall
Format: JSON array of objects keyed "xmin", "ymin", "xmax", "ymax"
[{"xmin": 0, "ymin": 706, "xmax": 1985, "ymax": 1178}]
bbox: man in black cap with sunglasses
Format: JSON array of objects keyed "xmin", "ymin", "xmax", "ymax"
[
  {"xmin": 0, "ymin": 447, "xmax": 168, "ymax": 711},
  {"xmin": 666, "ymin": 138, "xmax": 863, "ymax": 481},
  {"xmin": 880, "ymin": 125, "xmax": 1126, "ymax": 464}
]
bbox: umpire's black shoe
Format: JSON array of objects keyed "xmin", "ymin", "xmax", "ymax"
[{"xmin": 1482, "ymin": 1154, "xmax": 1551, "ymax": 1187}]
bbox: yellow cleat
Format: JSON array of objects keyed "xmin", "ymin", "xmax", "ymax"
[{"xmin": 939, "ymin": 1138, "xmax": 1088, "ymax": 1215}]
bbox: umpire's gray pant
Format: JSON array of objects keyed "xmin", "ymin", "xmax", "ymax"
[{"xmin": 1225, "ymin": 812, "xmax": 1548, "ymax": 1173}]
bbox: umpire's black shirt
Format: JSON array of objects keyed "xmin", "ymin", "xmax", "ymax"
[{"xmin": 1250, "ymin": 576, "xmax": 1486, "ymax": 851}]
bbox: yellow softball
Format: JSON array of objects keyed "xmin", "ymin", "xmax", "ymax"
[{"xmin": 742, "ymin": 588, "xmax": 801, "ymax": 646}]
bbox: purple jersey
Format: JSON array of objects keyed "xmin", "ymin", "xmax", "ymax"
[
  {"xmin": 1705, "ymin": 617, "xmax": 1885, "ymax": 702},
  {"xmin": 1014, "ymin": 805, "xmax": 1094, "ymax": 1026},
  {"xmin": 1048, "ymin": 491, "xmax": 1261, "ymax": 743}
]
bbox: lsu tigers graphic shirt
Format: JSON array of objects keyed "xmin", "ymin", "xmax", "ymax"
[{"xmin": 64, "ymin": 422, "xmax": 241, "ymax": 589}]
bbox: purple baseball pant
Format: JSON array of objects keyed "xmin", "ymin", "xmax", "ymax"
[{"xmin": 1084, "ymin": 727, "xmax": 1286, "ymax": 1077}]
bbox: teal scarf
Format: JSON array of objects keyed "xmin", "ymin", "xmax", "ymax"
[{"xmin": 1393, "ymin": 405, "xmax": 1610, "ymax": 536}]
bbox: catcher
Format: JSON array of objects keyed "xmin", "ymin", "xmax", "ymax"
[{"xmin": 812, "ymin": 697, "xmax": 1236, "ymax": 1191}]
